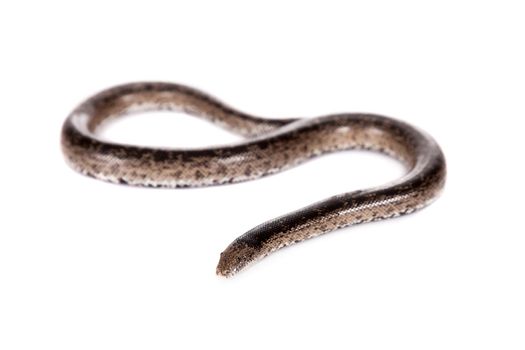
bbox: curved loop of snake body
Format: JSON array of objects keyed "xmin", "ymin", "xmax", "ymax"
[{"xmin": 61, "ymin": 82, "xmax": 446, "ymax": 277}]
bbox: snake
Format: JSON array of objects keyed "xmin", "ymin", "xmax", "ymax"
[{"xmin": 61, "ymin": 82, "xmax": 446, "ymax": 277}]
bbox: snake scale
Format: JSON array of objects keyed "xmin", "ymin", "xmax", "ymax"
[{"xmin": 61, "ymin": 82, "xmax": 446, "ymax": 277}]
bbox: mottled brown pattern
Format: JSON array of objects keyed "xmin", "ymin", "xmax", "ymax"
[{"xmin": 61, "ymin": 82, "xmax": 446, "ymax": 277}]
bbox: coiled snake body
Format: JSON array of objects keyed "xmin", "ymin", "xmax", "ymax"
[{"xmin": 61, "ymin": 82, "xmax": 446, "ymax": 277}]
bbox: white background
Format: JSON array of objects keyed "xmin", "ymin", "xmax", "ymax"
[{"xmin": 1, "ymin": 1, "xmax": 524, "ymax": 349}]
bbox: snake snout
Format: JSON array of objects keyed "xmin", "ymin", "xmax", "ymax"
[{"xmin": 216, "ymin": 241, "xmax": 258, "ymax": 278}]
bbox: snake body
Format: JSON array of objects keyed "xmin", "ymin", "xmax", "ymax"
[{"xmin": 61, "ymin": 82, "xmax": 446, "ymax": 277}]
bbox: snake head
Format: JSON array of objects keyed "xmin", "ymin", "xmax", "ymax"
[{"xmin": 216, "ymin": 241, "xmax": 259, "ymax": 278}]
